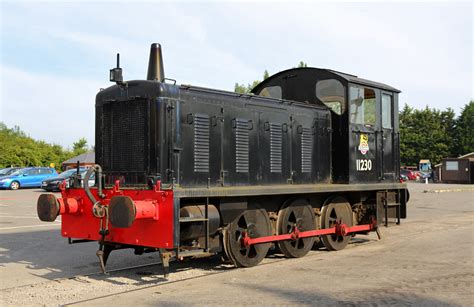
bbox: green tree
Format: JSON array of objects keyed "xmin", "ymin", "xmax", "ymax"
[
  {"xmin": 440, "ymin": 108, "xmax": 457, "ymax": 157},
  {"xmin": 0, "ymin": 122, "xmax": 89, "ymax": 170},
  {"xmin": 234, "ymin": 80, "xmax": 261, "ymax": 94},
  {"xmin": 263, "ymin": 69, "xmax": 270, "ymax": 80},
  {"xmin": 456, "ymin": 100, "xmax": 474, "ymax": 155},
  {"xmin": 399, "ymin": 105, "xmax": 458, "ymax": 166},
  {"xmin": 297, "ymin": 61, "xmax": 308, "ymax": 68},
  {"xmin": 234, "ymin": 69, "xmax": 271, "ymax": 94},
  {"xmin": 399, "ymin": 104, "xmax": 418, "ymax": 166},
  {"xmin": 73, "ymin": 137, "xmax": 88, "ymax": 155},
  {"xmin": 234, "ymin": 83, "xmax": 248, "ymax": 94}
]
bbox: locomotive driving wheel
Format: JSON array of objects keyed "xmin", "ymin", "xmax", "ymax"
[
  {"xmin": 320, "ymin": 197, "xmax": 353, "ymax": 251},
  {"xmin": 223, "ymin": 209, "xmax": 272, "ymax": 267},
  {"xmin": 277, "ymin": 201, "xmax": 315, "ymax": 258}
]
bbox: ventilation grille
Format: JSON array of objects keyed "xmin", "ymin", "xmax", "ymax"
[
  {"xmin": 194, "ymin": 114, "xmax": 210, "ymax": 173},
  {"xmin": 235, "ymin": 119, "xmax": 249, "ymax": 173},
  {"xmin": 270, "ymin": 123, "xmax": 282, "ymax": 173},
  {"xmin": 102, "ymin": 100, "xmax": 148, "ymax": 173},
  {"xmin": 301, "ymin": 128, "xmax": 313, "ymax": 173}
]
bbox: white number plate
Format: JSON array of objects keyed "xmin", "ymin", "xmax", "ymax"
[{"xmin": 356, "ymin": 159, "xmax": 372, "ymax": 171}]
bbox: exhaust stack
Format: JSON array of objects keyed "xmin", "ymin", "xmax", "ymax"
[{"xmin": 147, "ymin": 43, "xmax": 165, "ymax": 81}]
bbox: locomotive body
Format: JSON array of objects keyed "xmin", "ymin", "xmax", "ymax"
[
  {"xmin": 95, "ymin": 80, "xmax": 332, "ymax": 188},
  {"xmin": 37, "ymin": 44, "xmax": 408, "ymax": 274}
]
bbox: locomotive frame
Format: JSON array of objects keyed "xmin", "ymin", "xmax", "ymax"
[{"xmin": 37, "ymin": 43, "xmax": 408, "ymax": 276}]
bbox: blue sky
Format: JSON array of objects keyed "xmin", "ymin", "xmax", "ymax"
[{"xmin": 1, "ymin": 1, "xmax": 472, "ymax": 148}]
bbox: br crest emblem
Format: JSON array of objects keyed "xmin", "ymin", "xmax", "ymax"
[{"xmin": 358, "ymin": 134, "xmax": 369, "ymax": 155}]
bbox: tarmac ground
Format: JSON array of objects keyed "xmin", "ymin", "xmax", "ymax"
[{"xmin": 0, "ymin": 182, "xmax": 473, "ymax": 305}]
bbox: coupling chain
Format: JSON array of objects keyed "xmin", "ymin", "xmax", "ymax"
[{"xmin": 99, "ymin": 206, "xmax": 109, "ymax": 234}]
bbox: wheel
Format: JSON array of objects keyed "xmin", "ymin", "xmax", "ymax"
[
  {"xmin": 320, "ymin": 197, "xmax": 353, "ymax": 251},
  {"xmin": 277, "ymin": 200, "xmax": 315, "ymax": 258},
  {"xmin": 223, "ymin": 209, "xmax": 272, "ymax": 267},
  {"xmin": 10, "ymin": 181, "xmax": 20, "ymax": 190}
]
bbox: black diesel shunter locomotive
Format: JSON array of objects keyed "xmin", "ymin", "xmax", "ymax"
[{"xmin": 38, "ymin": 43, "xmax": 408, "ymax": 274}]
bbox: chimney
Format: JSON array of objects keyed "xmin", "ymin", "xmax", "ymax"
[{"xmin": 146, "ymin": 43, "xmax": 165, "ymax": 81}]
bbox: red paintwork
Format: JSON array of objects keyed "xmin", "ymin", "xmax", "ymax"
[
  {"xmin": 134, "ymin": 200, "xmax": 159, "ymax": 220},
  {"xmin": 243, "ymin": 221, "xmax": 376, "ymax": 247},
  {"xmin": 58, "ymin": 185, "xmax": 175, "ymax": 249},
  {"xmin": 57, "ymin": 197, "xmax": 79, "ymax": 215}
]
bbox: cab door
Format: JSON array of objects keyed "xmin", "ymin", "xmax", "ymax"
[
  {"xmin": 348, "ymin": 86, "xmax": 378, "ymax": 183},
  {"xmin": 380, "ymin": 92, "xmax": 395, "ymax": 181}
]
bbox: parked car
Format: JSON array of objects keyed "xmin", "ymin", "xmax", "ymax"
[
  {"xmin": 0, "ymin": 167, "xmax": 21, "ymax": 177},
  {"xmin": 400, "ymin": 173, "xmax": 409, "ymax": 182},
  {"xmin": 418, "ymin": 171, "xmax": 431, "ymax": 180},
  {"xmin": 400, "ymin": 169, "xmax": 418, "ymax": 180},
  {"xmin": 41, "ymin": 168, "xmax": 95, "ymax": 192},
  {"xmin": 0, "ymin": 167, "xmax": 58, "ymax": 190}
]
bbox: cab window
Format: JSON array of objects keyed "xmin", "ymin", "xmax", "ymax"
[
  {"xmin": 350, "ymin": 86, "xmax": 376, "ymax": 126},
  {"xmin": 381, "ymin": 94, "xmax": 392, "ymax": 129},
  {"xmin": 316, "ymin": 79, "xmax": 346, "ymax": 115},
  {"xmin": 259, "ymin": 86, "xmax": 282, "ymax": 99}
]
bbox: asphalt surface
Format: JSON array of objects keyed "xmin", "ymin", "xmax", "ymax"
[{"xmin": 0, "ymin": 182, "xmax": 473, "ymax": 305}]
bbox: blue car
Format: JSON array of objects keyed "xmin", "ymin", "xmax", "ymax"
[
  {"xmin": 0, "ymin": 167, "xmax": 21, "ymax": 177},
  {"xmin": 0, "ymin": 167, "xmax": 58, "ymax": 190}
]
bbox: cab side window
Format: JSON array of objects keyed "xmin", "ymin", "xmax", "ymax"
[
  {"xmin": 259, "ymin": 86, "xmax": 282, "ymax": 99},
  {"xmin": 381, "ymin": 94, "xmax": 392, "ymax": 129},
  {"xmin": 316, "ymin": 79, "xmax": 346, "ymax": 115},
  {"xmin": 350, "ymin": 87, "xmax": 376, "ymax": 126}
]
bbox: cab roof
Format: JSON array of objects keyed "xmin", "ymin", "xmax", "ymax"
[{"xmin": 251, "ymin": 67, "xmax": 401, "ymax": 94}]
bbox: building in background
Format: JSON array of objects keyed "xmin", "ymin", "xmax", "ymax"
[
  {"xmin": 62, "ymin": 152, "xmax": 95, "ymax": 170},
  {"xmin": 438, "ymin": 152, "xmax": 474, "ymax": 184}
]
